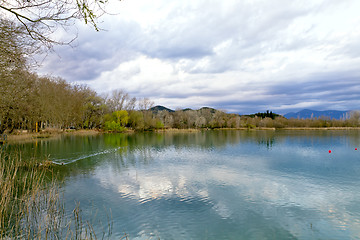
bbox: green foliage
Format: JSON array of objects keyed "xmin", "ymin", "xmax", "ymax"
[
  {"xmin": 103, "ymin": 110, "xmax": 129, "ymax": 132},
  {"xmin": 247, "ymin": 110, "xmax": 280, "ymax": 119},
  {"xmin": 155, "ymin": 120, "xmax": 164, "ymax": 129},
  {"xmin": 104, "ymin": 121, "xmax": 126, "ymax": 132},
  {"xmin": 113, "ymin": 110, "xmax": 129, "ymax": 127},
  {"xmin": 246, "ymin": 123, "xmax": 256, "ymax": 129},
  {"xmin": 128, "ymin": 111, "xmax": 145, "ymax": 130}
]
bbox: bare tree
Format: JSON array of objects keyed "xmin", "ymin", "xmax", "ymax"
[
  {"xmin": 106, "ymin": 89, "xmax": 137, "ymax": 112},
  {"xmin": 348, "ymin": 110, "xmax": 360, "ymax": 127},
  {"xmin": 0, "ymin": 0, "xmax": 114, "ymax": 50},
  {"xmin": 195, "ymin": 116, "xmax": 206, "ymax": 128},
  {"xmin": 138, "ymin": 98, "xmax": 154, "ymax": 111},
  {"xmin": 0, "ymin": 19, "xmax": 29, "ymax": 71}
]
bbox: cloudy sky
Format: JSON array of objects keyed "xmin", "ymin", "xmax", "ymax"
[{"xmin": 38, "ymin": 0, "xmax": 360, "ymax": 114}]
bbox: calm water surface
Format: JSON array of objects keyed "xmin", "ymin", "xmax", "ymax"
[{"xmin": 9, "ymin": 130, "xmax": 360, "ymax": 239}]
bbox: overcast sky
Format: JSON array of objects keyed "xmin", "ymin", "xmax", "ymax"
[{"xmin": 38, "ymin": 0, "xmax": 360, "ymax": 114}]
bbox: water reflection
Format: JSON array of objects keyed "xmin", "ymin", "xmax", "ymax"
[{"xmin": 8, "ymin": 130, "xmax": 360, "ymax": 239}]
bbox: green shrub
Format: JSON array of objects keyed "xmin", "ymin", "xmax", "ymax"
[
  {"xmin": 104, "ymin": 120, "xmax": 126, "ymax": 132},
  {"xmin": 155, "ymin": 120, "xmax": 164, "ymax": 129},
  {"xmin": 103, "ymin": 110, "xmax": 129, "ymax": 132}
]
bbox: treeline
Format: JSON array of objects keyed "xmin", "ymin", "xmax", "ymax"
[
  {"xmin": 1, "ymin": 69, "xmax": 360, "ymax": 133},
  {"xmin": 0, "ymin": 71, "xmax": 157, "ymax": 133},
  {"xmin": 149, "ymin": 108, "xmax": 360, "ymax": 130},
  {"xmin": 245, "ymin": 110, "xmax": 281, "ymax": 119},
  {"xmin": 1, "ymin": 68, "xmax": 360, "ymax": 133}
]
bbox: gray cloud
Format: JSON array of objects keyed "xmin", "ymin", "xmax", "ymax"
[
  {"xmin": 135, "ymin": 1, "xmax": 312, "ymax": 67},
  {"xmin": 38, "ymin": 0, "xmax": 360, "ymax": 114},
  {"xmin": 38, "ymin": 19, "xmax": 143, "ymax": 81}
]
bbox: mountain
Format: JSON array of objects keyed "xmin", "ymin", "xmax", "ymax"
[
  {"xmin": 149, "ymin": 105, "xmax": 175, "ymax": 113},
  {"xmin": 284, "ymin": 109, "xmax": 349, "ymax": 120},
  {"xmin": 198, "ymin": 107, "xmax": 217, "ymax": 113},
  {"xmin": 150, "ymin": 106, "xmax": 220, "ymax": 114}
]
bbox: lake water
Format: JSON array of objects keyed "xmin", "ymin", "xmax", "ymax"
[{"xmin": 9, "ymin": 130, "xmax": 360, "ymax": 239}]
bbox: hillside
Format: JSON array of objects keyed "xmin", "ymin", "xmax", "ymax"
[
  {"xmin": 284, "ymin": 109, "xmax": 349, "ymax": 120},
  {"xmin": 150, "ymin": 106, "xmax": 219, "ymax": 114},
  {"xmin": 149, "ymin": 105, "xmax": 175, "ymax": 113}
]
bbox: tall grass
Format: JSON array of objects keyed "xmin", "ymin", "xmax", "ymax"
[{"xmin": 0, "ymin": 150, "xmax": 116, "ymax": 239}]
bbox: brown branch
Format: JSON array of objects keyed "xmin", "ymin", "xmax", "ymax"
[{"xmin": 7, "ymin": 1, "xmax": 52, "ymax": 11}]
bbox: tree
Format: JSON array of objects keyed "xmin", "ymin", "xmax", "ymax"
[
  {"xmin": 128, "ymin": 111, "xmax": 144, "ymax": 130},
  {"xmin": 138, "ymin": 98, "xmax": 154, "ymax": 111},
  {"xmin": 0, "ymin": 0, "xmax": 114, "ymax": 49},
  {"xmin": 81, "ymin": 90, "xmax": 106, "ymax": 129},
  {"xmin": 195, "ymin": 116, "xmax": 206, "ymax": 128},
  {"xmin": 113, "ymin": 110, "xmax": 129, "ymax": 127},
  {"xmin": 0, "ymin": 19, "xmax": 34, "ymax": 133},
  {"xmin": 103, "ymin": 110, "xmax": 129, "ymax": 132},
  {"xmin": 0, "ymin": 69, "xmax": 36, "ymax": 133},
  {"xmin": 105, "ymin": 89, "xmax": 137, "ymax": 112},
  {"xmin": 0, "ymin": 19, "xmax": 29, "ymax": 72},
  {"xmin": 347, "ymin": 111, "xmax": 360, "ymax": 127}
]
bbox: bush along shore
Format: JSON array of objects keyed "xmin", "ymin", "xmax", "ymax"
[{"xmin": 2, "ymin": 106, "xmax": 360, "ymax": 136}]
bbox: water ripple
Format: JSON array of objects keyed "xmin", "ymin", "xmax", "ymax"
[{"xmin": 50, "ymin": 147, "xmax": 122, "ymax": 165}]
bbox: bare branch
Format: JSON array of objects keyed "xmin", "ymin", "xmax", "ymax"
[{"xmin": 0, "ymin": 0, "xmax": 116, "ymax": 51}]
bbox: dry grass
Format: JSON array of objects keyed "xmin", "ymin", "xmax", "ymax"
[
  {"xmin": 0, "ymin": 151, "xmax": 113, "ymax": 239},
  {"xmin": 64, "ymin": 129, "xmax": 102, "ymax": 136},
  {"xmin": 5, "ymin": 129, "xmax": 102, "ymax": 144},
  {"xmin": 0, "ymin": 151, "xmax": 63, "ymax": 239},
  {"xmin": 155, "ymin": 128, "xmax": 201, "ymax": 133}
]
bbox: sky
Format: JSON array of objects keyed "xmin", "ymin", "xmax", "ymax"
[{"xmin": 37, "ymin": 0, "xmax": 360, "ymax": 114}]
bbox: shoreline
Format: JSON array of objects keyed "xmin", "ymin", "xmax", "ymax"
[
  {"xmin": 5, "ymin": 129, "xmax": 102, "ymax": 143},
  {"xmin": 4, "ymin": 127, "xmax": 360, "ymax": 143}
]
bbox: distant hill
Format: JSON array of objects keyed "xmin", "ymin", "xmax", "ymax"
[
  {"xmin": 150, "ymin": 106, "xmax": 221, "ymax": 114},
  {"xmin": 198, "ymin": 107, "xmax": 217, "ymax": 114},
  {"xmin": 284, "ymin": 109, "xmax": 349, "ymax": 120},
  {"xmin": 149, "ymin": 105, "xmax": 175, "ymax": 113}
]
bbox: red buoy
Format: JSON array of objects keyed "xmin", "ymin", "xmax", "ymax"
[{"xmin": 329, "ymin": 150, "xmax": 332, "ymax": 153}]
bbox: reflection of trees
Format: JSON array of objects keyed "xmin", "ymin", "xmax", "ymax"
[
  {"xmin": 101, "ymin": 130, "xmax": 360, "ymax": 176},
  {"xmin": 7, "ymin": 130, "xmax": 360, "ymax": 180},
  {"xmin": 254, "ymin": 131, "xmax": 276, "ymax": 149},
  {"xmin": 120, "ymin": 131, "xmax": 250, "ymax": 150},
  {"xmin": 274, "ymin": 130, "xmax": 360, "ymax": 148}
]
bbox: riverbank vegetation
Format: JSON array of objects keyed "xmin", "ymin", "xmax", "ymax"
[
  {"xmin": 0, "ymin": 151, "xmax": 58, "ymax": 238},
  {"xmin": 0, "ymin": 150, "xmax": 118, "ymax": 239}
]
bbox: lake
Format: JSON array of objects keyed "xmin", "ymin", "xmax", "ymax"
[{"xmin": 8, "ymin": 130, "xmax": 360, "ymax": 239}]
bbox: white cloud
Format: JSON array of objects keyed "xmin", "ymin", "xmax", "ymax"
[
  {"xmin": 92, "ymin": 145, "xmax": 360, "ymax": 237},
  {"xmin": 38, "ymin": 0, "xmax": 360, "ymax": 114}
]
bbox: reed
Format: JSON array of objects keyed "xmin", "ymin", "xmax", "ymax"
[{"xmin": 0, "ymin": 151, "xmax": 113, "ymax": 239}]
